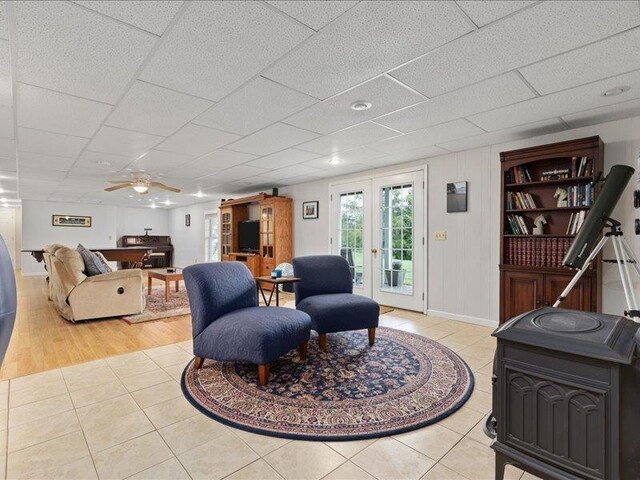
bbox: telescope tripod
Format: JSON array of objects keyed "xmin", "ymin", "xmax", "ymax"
[{"xmin": 554, "ymin": 218, "xmax": 640, "ymax": 321}]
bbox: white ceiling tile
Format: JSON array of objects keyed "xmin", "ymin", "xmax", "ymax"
[
  {"xmin": 192, "ymin": 77, "xmax": 317, "ymax": 136},
  {"xmin": 456, "ymin": 1, "xmax": 535, "ymax": 27},
  {"xmin": 207, "ymin": 164, "xmax": 269, "ymax": 181},
  {"xmin": 0, "ymin": 138, "xmax": 15, "ymax": 159},
  {"xmin": 19, "ymin": 167, "xmax": 67, "ymax": 181},
  {"xmin": 140, "ymin": 1, "xmax": 312, "ymax": 101},
  {"xmin": 266, "ymin": 1, "xmax": 358, "ymax": 31},
  {"xmin": 390, "ymin": 1, "xmax": 640, "ymax": 98},
  {"xmin": 437, "ymin": 118, "xmax": 568, "ymax": 152},
  {"xmin": 310, "ymin": 162, "xmax": 371, "ymax": 178},
  {"xmin": 17, "ymin": 83, "xmax": 111, "ymax": 138},
  {"xmin": 225, "ymin": 123, "xmax": 319, "ymax": 156},
  {"xmin": 260, "ymin": 164, "xmax": 321, "ymax": 180},
  {"xmin": 246, "ymin": 148, "xmax": 320, "ymax": 170},
  {"xmin": 370, "ymin": 119, "xmax": 483, "ymax": 155},
  {"xmin": 0, "ymin": 106, "xmax": 12, "ymax": 138},
  {"xmin": 77, "ymin": 150, "xmax": 133, "ymax": 170},
  {"xmin": 305, "ymin": 146, "xmax": 387, "ymax": 168},
  {"xmin": 263, "ymin": 1, "xmax": 471, "ymax": 99},
  {"xmin": 0, "ymin": 3, "xmax": 8, "ymax": 40},
  {"xmin": 187, "ymin": 149, "xmax": 257, "ymax": 172},
  {"xmin": 13, "ymin": 1, "xmax": 158, "ymax": 104},
  {"xmin": 519, "ymin": 27, "xmax": 640, "ymax": 95},
  {"xmin": 296, "ymin": 122, "xmax": 400, "ymax": 155},
  {"xmin": 561, "ymin": 99, "xmax": 640, "ymax": 129},
  {"xmin": 0, "ymin": 158, "xmax": 14, "ymax": 172},
  {"xmin": 284, "ymin": 75, "xmax": 425, "ymax": 134},
  {"xmin": 376, "ymin": 73, "xmax": 534, "ymax": 133},
  {"xmin": 469, "ymin": 69, "xmax": 640, "ymax": 131},
  {"xmin": 130, "ymin": 149, "xmax": 195, "ymax": 174},
  {"xmin": 73, "ymin": 1, "xmax": 183, "ymax": 36},
  {"xmin": 106, "ymin": 81, "xmax": 213, "ymax": 137},
  {"xmin": 0, "ymin": 41, "xmax": 12, "ymax": 107},
  {"xmin": 375, "ymin": 145, "xmax": 449, "ymax": 165},
  {"xmin": 87, "ymin": 126, "xmax": 164, "ymax": 157},
  {"xmin": 156, "ymin": 124, "xmax": 240, "ymax": 157},
  {"xmin": 18, "ymin": 127, "xmax": 88, "ymax": 158},
  {"xmin": 17, "ymin": 152, "xmax": 76, "ymax": 172}
]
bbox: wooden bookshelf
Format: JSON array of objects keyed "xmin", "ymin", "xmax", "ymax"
[{"xmin": 499, "ymin": 136, "xmax": 604, "ymax": 323}]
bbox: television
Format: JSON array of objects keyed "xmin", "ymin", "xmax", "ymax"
[{"xmin": 238, "ymin": 220, "xmax": 259, "ymax": 253}]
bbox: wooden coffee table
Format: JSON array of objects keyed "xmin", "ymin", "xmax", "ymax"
[
  {"xmin": 148, "ymin": 268, "xmax": 184, "ymax": 302},
  {"xmin": 256, "ymin": 276, "xmax": 301, "ymax": 307}
]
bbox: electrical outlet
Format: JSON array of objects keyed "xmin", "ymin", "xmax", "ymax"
[{"xmin": 434, "ymin": 230, "xmax": 447, "ymax": 241}]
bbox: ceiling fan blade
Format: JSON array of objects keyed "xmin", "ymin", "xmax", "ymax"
[
  {"xmin": 104, "ymin": 184, "xmax": 132, "ymax": 192},
  {"xmin": 150, "ymin": 182, "xmax": 181, "ymax": 193}
]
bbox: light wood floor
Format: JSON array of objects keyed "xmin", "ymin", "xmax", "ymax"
[{"xmin": 0, "ymin": 271, "xmax": 192, "ymax": 380}]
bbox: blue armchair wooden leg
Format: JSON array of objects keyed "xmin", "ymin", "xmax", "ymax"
[
  {"xmin": 368, "ymin": 327, "xmax": 376, "ymax": 346},
  {"xmin": 298, "ymin": 341, "xmax": 308, "ymax": 361},
  {"xmin": 318, "ymin": 333, "xmax": 328, "ymax": 351},
  {"xmin": 258, "ymin": 364, "xmax": 270, "ymax": 385},
  {"xmin": 194, "ymin": 356, "xmax": 204, "ymax": 369}
]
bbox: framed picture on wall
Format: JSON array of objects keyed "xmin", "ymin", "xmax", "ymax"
[
  {"xmin": 302, "ymin": 201, "xmax": 319, "ymax": 219},
  {"xmin": 52, "ymin": 214, "xmax": 92, "ymax": 227},
  {"xmin": 185, "ymin": 214, "xmax": 191, "ymax": 227},
  {"xmin": 446, "ymin": 182, "xmax": 468, "ymax": 213}
]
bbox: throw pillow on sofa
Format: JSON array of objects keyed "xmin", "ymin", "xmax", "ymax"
[{"xmin": 76, "ymin": 244, "xmax": 110, "ymax": 276}]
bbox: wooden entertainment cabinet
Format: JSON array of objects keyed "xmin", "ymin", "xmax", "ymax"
[
  {"xmin": 220, "ymin": 193, "xmax": 292, "ymax": 277},
  {"xmin": 499, "ymin": 136, "xmax": 604, "ymax": 323}
]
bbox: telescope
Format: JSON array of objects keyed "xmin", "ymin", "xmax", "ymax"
[{"xmin": 554, "ymin": 164, "xmax": 639, "ymax": 320}]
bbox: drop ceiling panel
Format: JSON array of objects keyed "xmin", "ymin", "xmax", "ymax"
[
  {"xmin": 376, "ymin": 73, "xmax": 534, "ymax": 133},
  {"xmin": 18, "ymin": 127, "xmax": 88, "ymax": 158},
  {"xmin": 519, "ymin": 27, "xmax": 640, "ymax": 95},
  {"xmin": 156, "ymin": 123, "xmax": 239, "ymax": 157},
  {"xmin": 371, "ymin": 119, "xmax": 483, "ymax": 155},
  {"xmin": 284, "ymin": 75, "xmax": 425, "ymax": 134},
  {"xmin": 87, "ymin": 126, "xmax": 164, "ymax": 157},
  {"xmin": 19, "ymin": 167, "xmax": 67, "ymax": 181},
  {"xmin": 206, "ymin": 164, "xmax": 269, "ymax": 181},
  {"xmin": 0, "ymin": 106, "xmax": 12, "ymax": 138},
  {"xmin": 0, "ymin": 139, "xmax": 15, "ymax": 159},
  {"xmin": 225, "ymin": 123, "xmax": 319, "ymax": 156},
  {"xmin": 456, "ymin": 1, "xmax": 535, "ymax": 27},
  {"xmin": 13, "ymin": 1, "xmax": 158, "ymax": 104},
  {"xmin": 129, "ymin": 149, "xmax": 194, "ymax": 174},
  {"xmin": 246, "ymin": 148, "xmax": 320, "ymax": 170},
  {"xmin": 377, "ymin": 145, "xmax": 449, "ymax": 165},
  {"xmin": 0, "ymin": 41, "xmax": 12, "ymax": 107},
  {"xmin": 140, "ymin": 1, "xmax": 313, "ymax": 101},
  {"xmin": 309, "ymin": 162, "xmax": 371, "ymax": 178},
  {"xmin": 77, "ymin": 151, "xmax": 133, "ymax": 170},
  {"xmin": 390, "ymin": 1, "xmax": 640, "ymax": 98},
  {"xmin": 263, "ymin": 1, "xmax": 472, "ymax": 99},
  {"xmin": 438, "ymin": 118, "xmax": 568, "ymax": 152},
  {"xmin": 192, "ymin": 77, "xmax": 317, "ymax": 136},
  {"xmin": 106, "ymin": 81, "xmax": 213, "ymax": 137},
  {"xmin": 0, "ymin": 158, "xmax": 14, "ymax": 172},
  {"xmin": 266, "ymin": 1, "xmax": 357, "ymax": 31},
  {"xmin": 296, "ymin": 122, "xmax": 400, "ymax": 155},
  {"xmin": 17, "ymin": 152, "xmax": 76, "ymax": 172},
  {"xmin": 17, "ymin": 83, "xmax": 111, "ymax": 138},
  {"xmin": 469, "ymin": 69, "xmax": 640, "ymax": 131},
  {"xmin": 187, "ymin": 149, "xmax": 258, "ymax": 172},
  {"xmin": 561, "ymin": 98, "xmax": 640, "ymax": 129},
  {"xmin": 73, "ymin": 1, "xmax": 183, "ymax": 36},
  {"xmin": 305, "ymin": 146, "xmax": 387, "ymax": 169},
  {"xmin": 260, "ymin": 164, "xmax": 321, "ymax": 180},
  {"xmin": 0, "ymin": 3, "xmax": 7, "ymax": 40}
]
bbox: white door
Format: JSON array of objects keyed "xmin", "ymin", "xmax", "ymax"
[
  {"xmin": 204, "ymin": 212, "xmax": 219, "ymax": 262},
  {"xmin": 372, "ymin": 171, "xmax": 425, "ymax": 311},
  {"xmin": 0, "ymin": 208, "xmax": 15, "ymax": 266},
  {"xmin": 330, "ymin": 181, "xmax": 372, "ymax": 297}
]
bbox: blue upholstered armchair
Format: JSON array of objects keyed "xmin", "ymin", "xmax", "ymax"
[
  {"xmin": 0, "ymin": 235, "xmax": 16, "ymax": 366},
  {"xmin": 292, "ymin": 255, "xmax": 379, "ymax": 350},
  {"xmin": 183, "ymin": 262, "xmax": 311, "ymax": 385}
]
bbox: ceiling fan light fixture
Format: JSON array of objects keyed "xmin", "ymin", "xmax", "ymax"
[{"xmin": 133, "ymin": 183, "xmax": 149, "ymax": 194}]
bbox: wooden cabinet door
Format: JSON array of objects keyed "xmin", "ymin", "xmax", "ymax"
[
  {"xmin": 502, "ymin": 271, "xmax": 544, "ymax": 322},
  {"xmin": 544, "ymin": 274, "xmax": 593, "ymax": 312}
]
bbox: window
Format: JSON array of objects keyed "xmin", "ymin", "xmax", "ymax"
[{"xmin": 205, "ymin": 213, "xmax": 219, "ymax": 262}]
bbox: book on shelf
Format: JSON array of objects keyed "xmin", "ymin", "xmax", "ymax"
[
  {"xmin": 540, "ymin": 168, "xmax": 571, "ymax": 181},
  {"xmin": 572, "ymin": 156, "xmax": 593, "ymax": 177},
  {"xmin": 566, "ymin": 183, "xmax": 594, "ymax": 207},
  {"xmin": 566, "ymin": 210, "xmax": 587, "ymax": 235},
  {"xmin": 505, "ymin": 166, "xmax": 532, "ymax": 184},
  {"xmin": 505, "ymin": 237, "xmax": 573, "ymax": 268},
  {"xmin": 506, "ymin": 214, "xmax": 531, "ymax": 235},
  {"xmin": 506, "ymin": 191, "xmax": 538, "ymax": 210}
]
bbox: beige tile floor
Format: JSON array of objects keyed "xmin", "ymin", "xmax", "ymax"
[{"xmin": 0, "ymin": 310, "xmax": 543, "ymax": 480}]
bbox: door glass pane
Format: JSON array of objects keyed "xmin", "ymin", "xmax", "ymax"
[
  {"xmin": 338, "ymin": 191, "xmax": 364, "ymax": 288},
  {"xmin": 205, "ymin": 213, "xmax": 219, "ymax": 262},
  {"xmin": 380, "ymin": 183, "xmax": 413, "ymax": 295}
]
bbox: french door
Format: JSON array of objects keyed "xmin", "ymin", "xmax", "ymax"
[{"xmin": 331, "ymin": 170, "xmax": 425, "ymax": 311}]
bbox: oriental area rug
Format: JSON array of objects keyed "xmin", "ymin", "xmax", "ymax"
[{"xmin": 181, "ymin": 327, "xmax": 473, "ymax": 440}]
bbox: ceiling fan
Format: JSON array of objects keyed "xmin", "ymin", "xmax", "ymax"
[{"xmin": 104, "ymin": 172, "xmax": 181, "ymax": 194}]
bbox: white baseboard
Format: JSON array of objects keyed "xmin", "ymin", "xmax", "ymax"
[{"xmin": 427, "ymin": 309, "xmax": 498, "ymax": 329}]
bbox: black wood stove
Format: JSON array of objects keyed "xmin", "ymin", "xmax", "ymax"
[{"xmin": 491, "ymin": 307, "xmax": 640, "ymax": 480}]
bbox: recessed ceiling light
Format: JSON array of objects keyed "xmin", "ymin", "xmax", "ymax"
[
  {"xmin": 164, "ymin": 199, "xmax": 171, "ymax": 206},
  {"xmin": 350, "ymin": 101, "xmax": 372, "ymax": 111},
  {"xmin": 328, "ymin": 157, "xmax": 341, "ymax": 165},
  {"xmin": 602, "ymin": 85, "xmax": 630, "ymax": 97},
  {"xmin": 150, "ymin": 204, "xmax": 157, "ymax": 209},
  {"xmin": 196, "ymin": 191, "xmax": 204, "ymax": 198}
]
